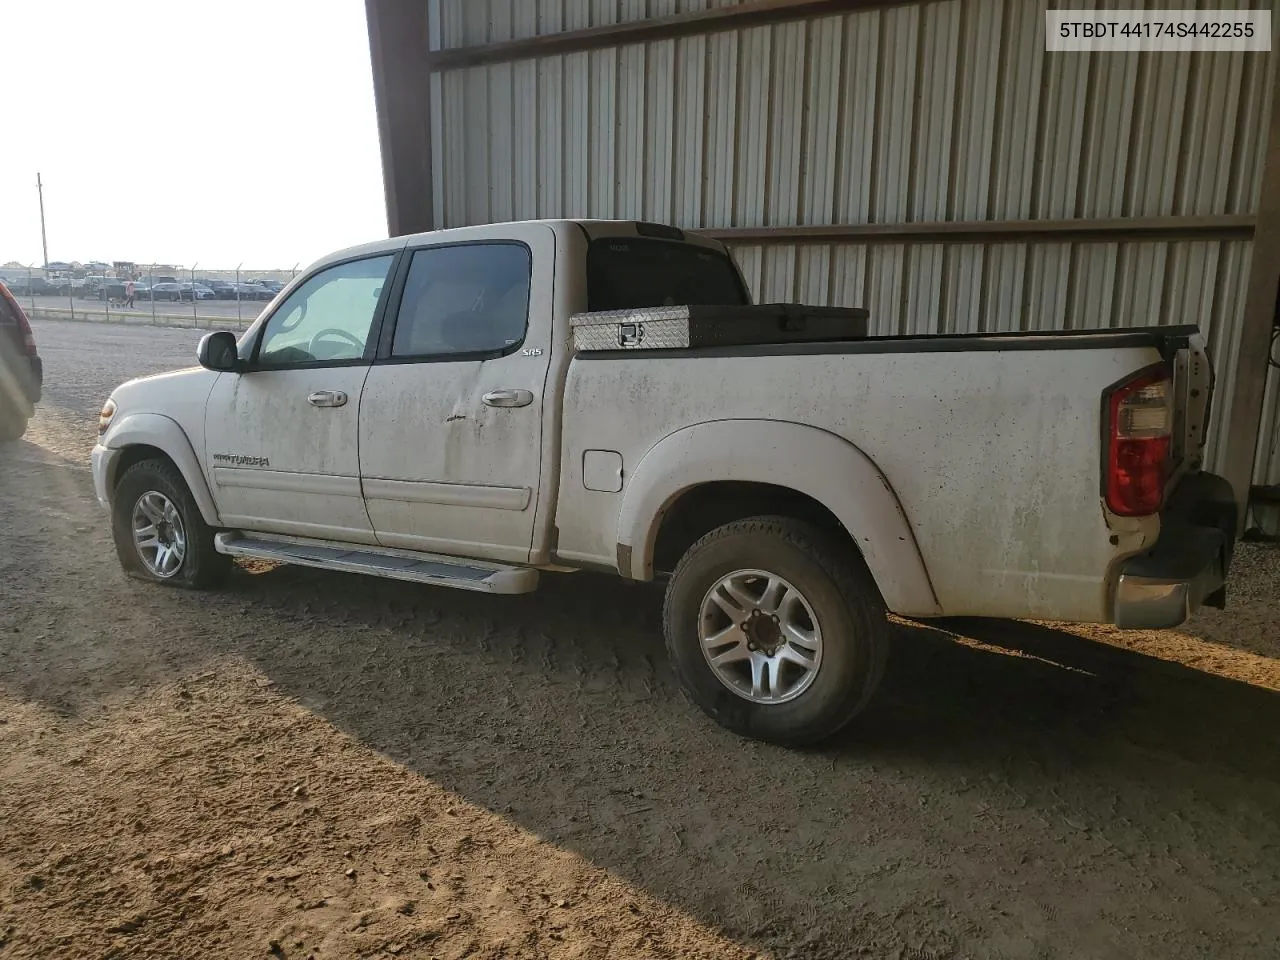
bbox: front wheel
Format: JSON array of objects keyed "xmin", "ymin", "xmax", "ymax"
[
  {"xmin": 111, "ymin": 458, "xmax": 231, "ymax": 588},
  {"xmin": 663, "ymin": 516, "xmax": 889, "ymax": 746}
]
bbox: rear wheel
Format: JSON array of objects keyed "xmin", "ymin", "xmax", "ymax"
[
  {"xmin": 111, "ymin": 458, "xmax": 230, "ymax": 589},
  {"xmin": 663, "ymin": 516, "xmax": 889, "ymax": 745}
]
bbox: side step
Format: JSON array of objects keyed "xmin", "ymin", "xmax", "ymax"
[{"xmin": 214, "ymin": 533, "xmax": 539, "ymax": 595}]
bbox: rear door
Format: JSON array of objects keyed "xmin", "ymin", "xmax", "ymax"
[{"xmin": 358, "ymin": 225, "xmax": 556, "ymax": 564}]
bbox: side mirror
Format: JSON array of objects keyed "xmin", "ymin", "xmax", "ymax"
[{"xmin": 197, "ymin": 331, "xmax": 242, "ymax": 372}]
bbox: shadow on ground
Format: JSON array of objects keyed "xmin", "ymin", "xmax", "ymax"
[
  {"xmin": 4, "ymin": 438, "xmax": 1279, "ymax": 955},
  {"xmin": 206, "ymin": 565, "xmax": 1280, "ymax": 957}
]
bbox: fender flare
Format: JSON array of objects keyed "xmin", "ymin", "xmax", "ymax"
[
  {"xmin": 103, "ymin": 413, "xmax": 222, "ymax": 526},
  {"xmin": 615, "ymin": 419, "xmax": 941, "ymax": 617}
]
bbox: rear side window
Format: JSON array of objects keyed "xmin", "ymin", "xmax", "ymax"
[
  {"xmin": 391, "ymin": 243, "xmax": 531, "ymax": 358},
  {"xmin": 587, "ymin": 238, "xmax": 749, "ymax": 311}
]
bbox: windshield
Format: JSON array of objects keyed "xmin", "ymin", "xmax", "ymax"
[{"xmin": 586, "ymin": 237, "xmax": 748, "ymax": 312}]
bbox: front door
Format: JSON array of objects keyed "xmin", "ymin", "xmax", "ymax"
[
  {"xmin": 204, "ymin": 253, "xmax": 397, "ymax": 543},
  {"xmin": 358, "ymin": 227, "xmax": 555, "ymax": 563}
]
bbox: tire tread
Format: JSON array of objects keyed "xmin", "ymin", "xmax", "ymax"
[
  {"xmin": 663, "ymin": 515, "xmax": 890, "ymax": 745},
  {"xmin": 112, "ymin": 458, "xmax": 230, "ymax": 589}
]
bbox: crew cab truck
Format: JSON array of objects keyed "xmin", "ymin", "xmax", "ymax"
[{"xmin": 91, "ymin": 219, "xmax": 1236, "ymax": 745}]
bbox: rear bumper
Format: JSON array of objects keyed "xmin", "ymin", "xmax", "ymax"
[{"xmin": 1113, "ymin": 472, "xmax": 1237, "ymax": 630}]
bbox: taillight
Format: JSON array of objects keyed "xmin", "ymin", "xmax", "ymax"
[
  {"xmin": 14, "ymin": 309, "xmax": 36, "ymax": 355},
  {"xmin": 1104, "ymin": 367, "xmax": 1172, "ymax": 516}
]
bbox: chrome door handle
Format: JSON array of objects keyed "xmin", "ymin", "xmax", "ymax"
[
  {"xmin": 307, "ymin": 390, "xmax": 348, "ymax": 408},
  {"xmin": 482, "ymin": 389, "xmax": 534, "ymax": 408}
]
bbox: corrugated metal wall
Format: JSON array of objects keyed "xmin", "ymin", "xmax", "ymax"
[{"xmin": 425, "ymin": 0, "xmax": 1280, "ymax": 485}]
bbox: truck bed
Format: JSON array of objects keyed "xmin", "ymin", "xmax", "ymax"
[{"xmin": 554, "ymin": 325, "xmax": 1207, "ymax": 623}]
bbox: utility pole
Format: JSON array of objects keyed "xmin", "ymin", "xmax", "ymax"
[{"xmin": 36, "ymin": 173, "xmax": 50, "ymax": 269}]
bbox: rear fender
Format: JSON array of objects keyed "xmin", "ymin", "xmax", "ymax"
[
  {"xmin": 615, "ymin": 420, "xmax": 941, "ymax": 617},
  {"xmin": 103, "ymin": 413, "xmax": 221, "ymax": 526}
]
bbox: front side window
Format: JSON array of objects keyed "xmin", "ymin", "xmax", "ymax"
[
  {"xmin": 257, "ymin": 255, "xmax": 394, "ymax": 365},
  {"xmin": 391, "ymin": 243, "xmax": 531, "ymax": 358}
]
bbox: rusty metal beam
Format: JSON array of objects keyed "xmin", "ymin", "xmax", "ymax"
[
  {"xmin": 428, "ymin": 0, "xmax": 915, "ymax": 71},
  {"xmin": 366, "ymin": 0, "xmax": 434, "ymax": 237},
  {"xmin": 699, "ymin": 215, "xmax": 1255, "ymax": 246}
]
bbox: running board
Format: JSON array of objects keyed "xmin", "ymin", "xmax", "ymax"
[{"xmin": 214, "ymin": 533, "xmax": 539, "ymax": 594}]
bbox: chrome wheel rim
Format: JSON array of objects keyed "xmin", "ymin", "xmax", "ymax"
[
  {"xmin": 698, "ymin": 569, "xmax": 823, "ymax": 704},
  {"xmin": 132, "ymin": 491, "xmax": 186, "ymax": 578}
]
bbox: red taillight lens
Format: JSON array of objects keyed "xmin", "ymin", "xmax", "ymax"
[
  {"xmin": 12, "ymin": 307, "xmax": 36, "ymax": 355},
  {"xmin": 1105, "ymin": 369, "xmax": 1172, "ymax": 516}
]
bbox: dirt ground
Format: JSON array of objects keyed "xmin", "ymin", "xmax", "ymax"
[{"xmin": 1, "ymin": 320, "xmax": 1278, "ymax": 960}]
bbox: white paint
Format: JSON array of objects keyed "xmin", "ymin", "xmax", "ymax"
[
  {"xmin": 91, "ymin": 218, "xmax": 1212, "ymax": 627},
  {"xmin": 556, "ymin": 335, "xmax": 1179, "ymax": 623},
  {"xmin": 358, "ymin": 222, "xmax": 558, "ymax": 564},
  {"xmin": 582, "ymin": 450, "xmax": 624, "ymax": 493},
  {"xmin": 205, "ymin": 365, "xmax": 377, "ymax": 544},
  {"xmin": 610, "ymin": 420, "xmax": 940, "ymax": 617}
]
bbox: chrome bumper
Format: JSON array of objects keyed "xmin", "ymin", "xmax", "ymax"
[{"xmin": 1113, "ymin": 472, "xmax": 1236, "ymax": 630}]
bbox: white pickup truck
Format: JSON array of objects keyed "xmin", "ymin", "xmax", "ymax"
[{"xmin": 92, "ymin": 219, "xmax": 1237, "ymax": 744}]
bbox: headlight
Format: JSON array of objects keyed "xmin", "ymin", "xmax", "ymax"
[{"xmin": 98, "ymin": 398, "xmax": 117, "ymax": 437}]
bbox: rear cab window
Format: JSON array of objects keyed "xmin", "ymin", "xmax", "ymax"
[{"xmin": 586, "ymin": 238, "xmax": 749, "ymax": 311}]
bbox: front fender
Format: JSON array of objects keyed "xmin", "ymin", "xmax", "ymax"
[
  {"xmin": 102, "ymin": 412, "xmax": 221, "ymax": 526},
  {"xmin": 615, "ymin": 419, "xmax": 941, "ymax": 617}
]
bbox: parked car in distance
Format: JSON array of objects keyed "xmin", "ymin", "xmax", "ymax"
[
  {"xmin": 144, "ymin": 282, "xmax": 214, "ymax": 302},
  {"xmin": 80, "ymin": 277, "xmax": 109, "ymax": 298},
  {"xmin": 97, "ymin": 279, "xmax": 147, "ymax": 302},
  {"xmin": 206, "ymin": 280, "xmax": 239, "ymax": 299},
  {"xmin": 98, "ymin": 280, "xmax": 127, "ymax": 301},
  {"xmin": 4, "ymin": 276, "xmax": 52, "ymax": 297},
  {"xmin": 150, "ymin": 282, "xmax": 184, "ymax": 302},
  {"xmin": 0, "ymin": 279, "xmax": 42, "ymax": 440},
  {"xmin": 238, "ymin": 282, "xmax": 275, "ymax": 301},
  {"xmin": 90, "ymin": 218, "xmax": 1237, "ymax": 747}
]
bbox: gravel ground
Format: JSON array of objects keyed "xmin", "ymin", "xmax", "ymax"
[{"xmin": 1, "ymin": 318, "xmax": 1278, "ymax": 960}]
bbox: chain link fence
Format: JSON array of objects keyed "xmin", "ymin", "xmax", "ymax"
[{"xmin": 0, "ymin": 262, "xmax": 302, "ymax": 329}]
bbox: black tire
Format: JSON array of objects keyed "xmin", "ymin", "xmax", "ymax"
[
  {"xmin": 111, "ymin": 458, "xmax": 231, "ymax": 589},
  {"xmin": 663, "ymin": 516, "xmax": 889, "ymax": 746}
]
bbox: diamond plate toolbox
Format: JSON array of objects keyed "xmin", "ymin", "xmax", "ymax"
[
  {"xmin": 570, "ymin": 303, "xmax": 869, "ymax": 352},
  {"xmin": 570, "ymin": 306, "xmax": 695, "ymax": 351}
]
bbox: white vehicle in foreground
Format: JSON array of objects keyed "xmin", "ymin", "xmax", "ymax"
[{"xmin": 92, "ymin": 219, "xmax": 1236, "ymax": 744}]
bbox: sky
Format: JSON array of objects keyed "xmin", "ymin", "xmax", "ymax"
[{"xmin": 0, "ymin": 0, "xmax": 388, "ymax": 271}]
